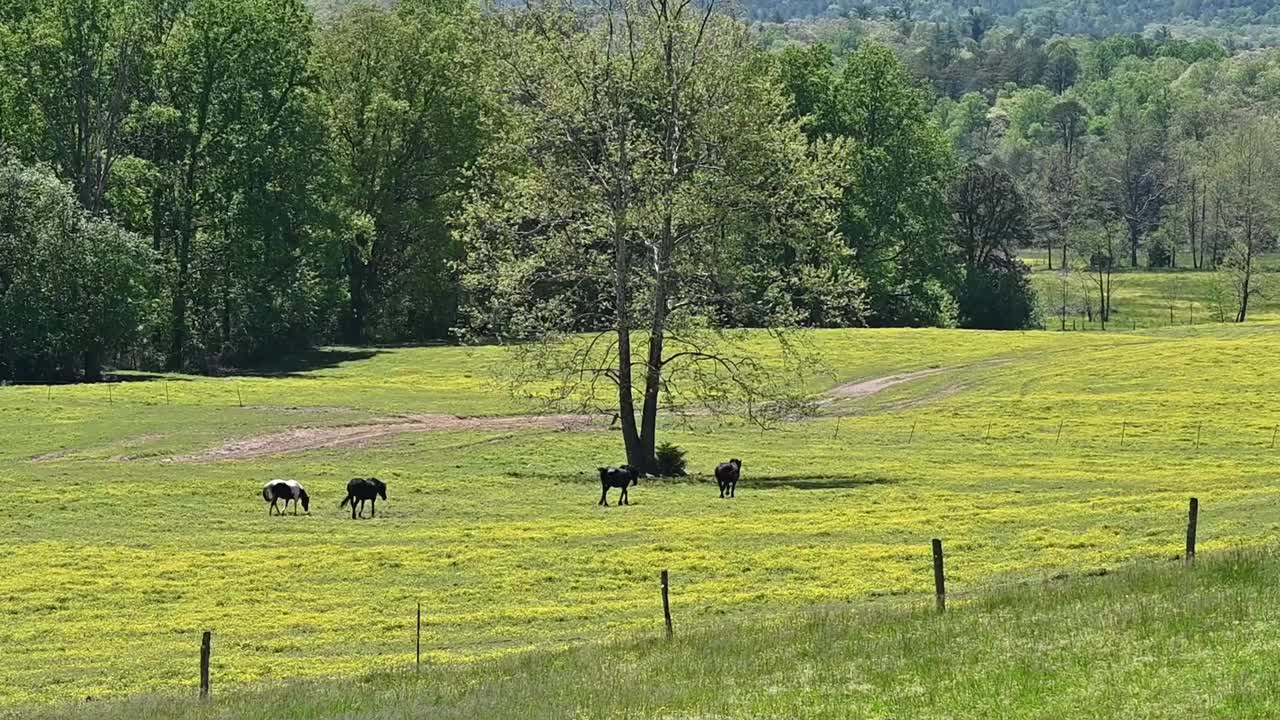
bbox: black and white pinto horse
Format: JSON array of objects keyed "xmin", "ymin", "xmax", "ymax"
[
  {"xmin": 340, "ymin": 477, "xmax": 387, "ymax": 519},
  {"xmin": 715, "ymin": 459, "xmax": 741, "ymax": 498},
  {"xmin": 262, "ymin": 479, "xmax": 310, "ymax": 515},
  {"xmin": 597, "ymin": 465, "xmax": 638, "ymax": 506}
]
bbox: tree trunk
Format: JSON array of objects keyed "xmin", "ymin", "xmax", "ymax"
[
  {"xmin": 611, "ymin": 193, "xmax": 644, "ymax": 469},
  {"xmin": 344, "ymin": 241, "xmax": 368, "ymax": 344},
  {"xmin": 83, "ymin": 347, "xmax": 102, "ymax": 383},
  {"xmin": 170, "ymin": 232, "xmax": 189, "ymax": 371}
]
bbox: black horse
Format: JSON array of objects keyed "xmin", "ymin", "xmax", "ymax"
[
  {"xmin": 598, "ymin": 465, "xmax": 638, "ymax": 506},
  {"xmin": 339, "ymin": 477, "xmax": 387, "ymax": 519},
  {"xmin": 715, "ymin": 459, "xmax": 741, "ymax": 498}
]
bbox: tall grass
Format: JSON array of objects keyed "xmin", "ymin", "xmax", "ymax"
[{"xmin": 20, "ymin": 549, "xmax": 1280, "ymax": 720}]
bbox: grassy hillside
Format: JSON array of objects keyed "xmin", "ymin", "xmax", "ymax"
[
  {"xmin": 6, "ymin": 325, "xmax": 1280, "ymax": 709},
  {"xmin": 22, "ymin": 549, "xmax": 1280, "ymax": 719}
]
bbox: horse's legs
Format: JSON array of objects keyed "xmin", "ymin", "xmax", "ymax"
[
  {"xmin": 731, "ymin": 482, "xmax": 736, "ymax": 498},
  {"xmin": 350, "ymin": 497, "xmax": 357, "ymax": 519},
  {"xmin": 291, "ymin": 498, "xmax": 298, "ymax": 515},
  {"xmin": 370, "ymin": 498, "xmax": 376, "ymax": 518},
  {"xmin": 621, "ymin": 487, "xmax": 628, "ymax": 506},
  {"xmin": 599, "ymin": 486, "xmax": 608, "ymax": 506}
]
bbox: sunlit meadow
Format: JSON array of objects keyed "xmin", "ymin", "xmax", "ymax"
[{"xmin": 5, "ymin": 321, "xmax": 1280, "ymax": 712}]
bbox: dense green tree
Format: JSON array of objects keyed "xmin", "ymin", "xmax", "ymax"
[
  {"xmin": 0, "ymin": 155, "xmax": 152, "ymax": 381},
  {"xmin": 947, "ymin": 162, "xmax": 1036, "ymax": 329},
  {"xmin": 824, "ymin": 44, "xmax": 955, "ymax": 326},
  {"xmin": 314, "ymin": 0, "xmax": 493, "ymax": 344},
  {"xmin": 145, "ymin": 0, "xmax": 323, "ymax": 370},
  {"xmin": 11, "ymin": 0, "xmax": 157, "ymax": 213},
  {"xmin": 1044, "ymin": 38, "xmax": 1079, "ymax": 94},
  {"xmin": 458, "ymin": 0, "xmax": 843, "ymax": 472}
]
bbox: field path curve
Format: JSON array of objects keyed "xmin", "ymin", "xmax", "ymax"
[
  {"xmin": 822, "ymin": 358, "xmax": 1013, "ymax": 407},
  {"xmin": 825, "ymin": 367, "xmax": 951, "ymax": 400},
  {"xmin": 159, "ymin": 413, "xmax": 597, "ymax": 463}
]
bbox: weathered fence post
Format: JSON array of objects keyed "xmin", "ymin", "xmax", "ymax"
[
  {"xmin": 834, "ymin": 416, "xmax": 841, "ymax": 440},
  {"xmin": 165, "ymin": 380, "xmax": 171, "ymax": 405},
  {"xmin": 1196, "ymin": 422, "xmax": 1202, "ymax": 449},
  {"xmin": 236, "ymin": 385, "xmax": 244, "ymax": 408},
  {"xmin": 1120, "ymin": 420, "xmax": 1128, "ymax": 447},
  {"xmin": 1055, "ymin": 419, "xmax": 1065, "ymax": 445},
  {"xmin": 908, "ymin": 420, "xmax": 917, "ymax": 446},
  {"xmin": 983, "ymin": 421, "xmax": 992, "ymax": 442},
  {"xmin": 416, "ymin": 601, "xmax": 422, "ymax": 673},
  {"xmin": 199, "ymin": 631, "xmax": 211, "ymax": 700},
  {"xmin": 660, "ymin": 569, "xmax": 673, "ymax": 640},
  {"xmin": 107, "ymin": 384, "xmax": 113, "ymax": 404},
  {"xmin": 931, "ymin": 539, "xmax": 946, "ymax": 614},
  {"xmin": 1185, "ymin": 498, "xmax": 1199, "ymax": 567},
  {"xmin": 1272, "ymin": 425, "xmax": 1278, "ymax": 450}
]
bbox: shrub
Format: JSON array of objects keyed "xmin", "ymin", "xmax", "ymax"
[{"xmin": 655, "ymin": 442, "xmax": 688, "ymax": 477}]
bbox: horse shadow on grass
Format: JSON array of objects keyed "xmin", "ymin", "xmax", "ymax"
[
  {"xmin": 745, "ymin": 473, "xmax": 898, "ymax": 491},
  {"xmin": 542, "ymin": 470, "xmax": 897, "ymax": 492}
]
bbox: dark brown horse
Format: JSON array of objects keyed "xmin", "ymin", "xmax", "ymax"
[
  {"xmin": 339, "ymin": 477, "xmax": 386, "ymax": 518},
  {"xmin": 597, "ymin": 465, "xmax": 638, "ymax": 506},
  {"xmin": 715, "ymin": 459, "xmax": 741, "ymax": 498}
]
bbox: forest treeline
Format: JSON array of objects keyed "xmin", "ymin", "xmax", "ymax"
[
  {"xmin": 746, "ymin": 0, "xmax": 1280, "ymax": 41},
  {"xmin": 1, "ymin": 0, "xmax": 1279, "ymax": 382}
]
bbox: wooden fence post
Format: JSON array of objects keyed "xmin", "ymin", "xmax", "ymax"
[
  {"xmin": 660, "ymin": 569, "xmax": 673, "ymax": 640},
  {"xmin": 199, "ymin": 631, "xmax": 211, "ymax": 700},
  {"xmin": 908, "ymin": 421, "xmax": 917, "ymax": 446},
  {"xmin": 931, "ymin": 539, "xmax": 946, "ymax": 614},
  {"xmin": 165, "ymin": 380, "xmax": 171, "ymax": 405},
  {"xmin": 1055, "ymin": 419, "xmax": 1064, "ymax": 445},
  {"xmin": 416, "ymin": 601, "xmax": 422, "ymax": 673},
  {"xmin": 834, "ymin": 416, "xmax": 841, "ymax": 440},
  {"xmin": 1185, "ymin": 498, "xmax": 1199, "ymax": 567},
  {"xmin": 237, "ymin": 385, "xmax": 244, "ymax": 408},
  {"xmin": 1196, "ymin": 422, "xmax": 1202, "ymax": 449},
  {"xmin": 1120, "ymin": 420, "xmax": 1127, "ymax": 447},
  {"xmin": 1272, "ymin": 425, "xmax": 1277, "ymax": 450}
]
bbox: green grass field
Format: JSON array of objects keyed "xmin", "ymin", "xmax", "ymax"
[
  {"xmin": 26, "ymin": 548, "xmax": 1280, "ymax": 720},
  {"xmin": 6, "ymin": 324, "xmax": 1280, "ymax": 715}
]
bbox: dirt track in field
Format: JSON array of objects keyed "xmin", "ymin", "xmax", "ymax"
[
  {"xmin": 112, "ymin": 362, "xmax": 1006, "ymax": 463},
  {"xmin": 161, "ymin": 414, "xmax": 598, "ymax": 463},
  {"xmin": 825, "ymin": 367, "xmax": 952, "ymax": 400},
  {"xmin": 822, "ymin": 359, "xmax": 1010, "ymax": 409}
]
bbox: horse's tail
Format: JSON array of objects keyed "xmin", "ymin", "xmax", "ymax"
[
  {"xmin": 261, "ymin": 486, "xmax": 272, "ymax": 502},
  {"xmin": 339, "ymin": 493, "xmax": 352, "ymax": 509}
]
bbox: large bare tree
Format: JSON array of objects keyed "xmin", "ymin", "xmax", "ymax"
[{"xmin": 457, "ymin": 0, "xmax": 846, "ymax": 472}]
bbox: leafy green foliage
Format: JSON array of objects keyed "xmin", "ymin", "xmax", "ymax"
[{"xmin": 0, "ymin": 155, "xmax": 153, "ymax": 381}]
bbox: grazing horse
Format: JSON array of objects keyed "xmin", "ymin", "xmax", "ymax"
[
  {"xmin": 597, "ymin": 465, "xmax": 638, "ymax": 506},
  {"xmin": 262, "ymin": 479, "xmax": 310, "ymax": 515},
  {"xmin": 715, "ymin": 459, "xmax": 741, "ymax": 498},
  {"xmin": 340, "ymin": 477, "xmax": 387, "ymax": 519}
]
